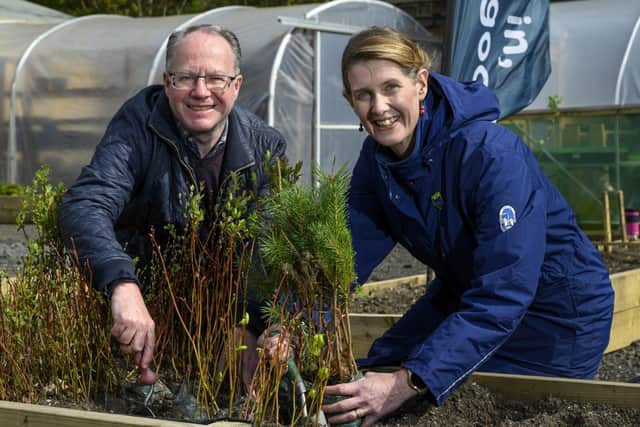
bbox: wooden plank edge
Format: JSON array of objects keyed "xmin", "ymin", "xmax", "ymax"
[
  {"xmin": 351, "ymin": 296, "xmax": 640, "ymax": 358},
  {"xmin": 352, "ymin": 268, "xmax": 640, "ymax": 354},
  {"xmin": 595, "ymin": 240, "xmax": 640, "ymax": 246},
  {"xmin": 611, "ymin": 268, "xmax": 640, "ymax": 313},
  {"xmin": 606, "ymin": 305, "xmax": 640, "ymax": 353},
  {"xmin": 360, "ymin": 268, "xmax": 640, "ymax": 298},
  {"xmin": 610, "ymin": 267, "xmax": 640, "ymax": 283},
  {"xmin": 349, "ymin": 313, "xmax": 401, "ymax": 359},
  {"xmin": 349, "ymin": 313, "xmax": 402, "ymax": 359},
  {"xmin": 471, "ymin": 372, "xmax": 640, "ymax": 409},
  {"xmin": 349, "ymin": 307, "xmax": 638, "ymax": 358},
  {"xmin": 605, "ymin": 268, "xmax": 640, "ymax": 352},
  {"xmin": 359, "ymin": 274, "xmax": 426, "ymax": 296},
  {"xmin": 0, "ymin": 400, "xmax": 249, "ymax": 427},
  {"xmin": 1, "ymin": 278, "xmax": 9, "ymax": 295}
]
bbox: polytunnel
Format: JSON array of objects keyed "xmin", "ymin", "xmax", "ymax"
[
  {"xmin": 6, "ymin": 0, "xmax": 439, "ymax": 186},
  {"xmin": 503, "ymin": 0, "xmax": 640, "ymax": 230},
  {"xmin": 0, "ymin": 0, "xmax": 68, "ymax": 23},
  {"xmin": 525, "ymin": 0, "xmax": 640, "ymax": 112},
  {"xmin": 6, "ymin": 13, "xmax": 193, "ymax": 185},
  {"xmin": 0, "ymin": 0, "xmax": 69, "ymax": 181}
]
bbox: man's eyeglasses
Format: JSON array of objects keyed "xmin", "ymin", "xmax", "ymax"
[{"xmin": 168, "ymin": 72, "xmax": 238, "ymax": 92}]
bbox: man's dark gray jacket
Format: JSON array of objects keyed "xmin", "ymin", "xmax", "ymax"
[{"xmin": 59, "ymin": 85, "xmax": 286, "ymax": 298}]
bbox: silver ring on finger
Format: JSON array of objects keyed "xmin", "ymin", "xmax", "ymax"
[{"xmin": 354, "ymin": 408, "xmax": 360, "ymax": 418}]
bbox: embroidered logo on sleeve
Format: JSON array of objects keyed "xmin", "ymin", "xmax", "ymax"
[{"xmin": 499, "ymin": 205, "xmax": 516, "ymax": 232}]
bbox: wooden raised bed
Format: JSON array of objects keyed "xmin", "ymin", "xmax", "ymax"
[
  {"xmin": 351, "ymin": 268, "xmax": 640, "ymax": 357},
  {"xmin": 605, "ymin": 268, "xmax": 640, "ymax": 352},
  {"xmin": 472, "ymin": 372, "xmax": 640, "ymax": 409},
  {"xmin": 0, "ymin": 400, "xmax": 249, "ymax": 426},
  {"xmin": 1, "ymin": 271, "xmax": 638, "ymax": 424},
  {"xmin": 0, "ymin": 195, "xmax": 27, "ymax": 224},
  {"xmin": 349, "ymin": 268, "xmax": 640, "ymax": 409}
]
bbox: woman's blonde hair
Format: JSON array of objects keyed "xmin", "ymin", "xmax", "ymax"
[{"xmin": 341, "ymin": 26, "xmax": 431, "ymax": 95}]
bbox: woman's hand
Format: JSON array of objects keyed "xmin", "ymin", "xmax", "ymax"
[
  {"xmin": 322, "ymin": 370, "xmax": 418, "ymax": 427},
  {"xmin": 257, "ymin": 324, "xmax": 291, "ymax": 366},
  {"xmin": 240, "ymin": 329, "xmax": 260, "ymax": 394},
  {"xmin": 239, "ymin": 325, "xmax": 291, "ymax": 397}
]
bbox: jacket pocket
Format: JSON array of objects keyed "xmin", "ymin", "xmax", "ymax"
[{"xmin": 505, "ymin": 282, "xmax": 578, "ymax": 367}]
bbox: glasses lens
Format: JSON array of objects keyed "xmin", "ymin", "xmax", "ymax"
[
  {"xmin": 172, "ymin": 73, "xmax": 193, "ymax": 89},
  {"xmin": 205, "ymin": 76, "xmax": 229, "ymax": 91},
  {"xmin": 171, "ymin": 73, "xmax": 233, "ymax": 91}
]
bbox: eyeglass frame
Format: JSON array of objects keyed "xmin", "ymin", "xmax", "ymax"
[{"xmin": 167, "ymin": 71, "xmax": 239, "ymax": 92}]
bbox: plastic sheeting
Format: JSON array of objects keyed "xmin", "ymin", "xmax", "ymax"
[
  {"xmin": 6, "ymin": 0, "xmax": 438, "ymax": 185},
  {"xmin": 0, "ymin": 0, "xmax": 69, "ymax": 182},
  {"xmin": 1, "ymin": 23, "xmax": 60, "ymax": 178},
  {"xmin": 0, "ymin": 0, "xmax": 68, "ymax": 23},
  {"xmin": 10, "ymin": 14, "xmax": 189, "ymax": 184},
  {"xmin": 301, "ymin": 1, "xmax": 436, "ymax": 181},
  {"xmin": 147, "ymin": 4, "xmax": 315, "ymax": 117},
  {"xmin": 525, "ymin": 0, "xmax": 640, "ymax": 112}
]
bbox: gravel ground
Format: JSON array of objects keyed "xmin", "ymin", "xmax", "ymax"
[
  {"xmin": 0, "ymin": 224, "xmax": 33, "ymax": 276},
  {"xmin": 367, "ymin": 241, "xmax": 640, "ymax": 282},
  {"xmin": 367, "ymin": 245, "xmax": 428, "ymax": 282}
]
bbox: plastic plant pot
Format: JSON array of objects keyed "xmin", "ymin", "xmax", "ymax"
[{"xmin": 625, "ymin": 209, "xmax": 639, "ymax": 239}]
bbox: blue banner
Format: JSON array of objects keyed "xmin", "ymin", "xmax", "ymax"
[{"xmin": 448, "ymin": 0, "xmax": 551, "ymax": 118}]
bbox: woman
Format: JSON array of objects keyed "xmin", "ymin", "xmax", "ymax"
[{"xmin": 322, "ymin": 27, "xmax": 614, "ymax": 426}]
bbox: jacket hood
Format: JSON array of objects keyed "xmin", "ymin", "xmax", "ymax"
[{"xmin": 423, "ymin": 72, "xmax": 500, "ymax": 138}]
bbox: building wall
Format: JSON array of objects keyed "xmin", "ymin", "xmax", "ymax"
[{"xmin": 387, "ymin": 0, "xmax": 572, "ymax": 36}]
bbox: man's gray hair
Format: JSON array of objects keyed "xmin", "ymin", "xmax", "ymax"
[{"xmin": 165, "ymin": 25, "xmax": 242, "ymax": 74}]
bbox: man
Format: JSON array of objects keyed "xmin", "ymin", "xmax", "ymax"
[{"xmin": 59, "ymin": 25, "xmax": 286, "ymax": 386}]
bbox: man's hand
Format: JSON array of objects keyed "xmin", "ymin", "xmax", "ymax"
[
  {"xmin": 322, "ymin": 370, "xmax": 418, "ymax": 427},
  {"xmin": 110, "ymin": 281, "xmax": 157, "ymax": 384}
]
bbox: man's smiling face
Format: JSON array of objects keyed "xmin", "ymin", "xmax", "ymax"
[{"xmin": 163, "ymin": 31, "xmax": 242, "ymax": 145}]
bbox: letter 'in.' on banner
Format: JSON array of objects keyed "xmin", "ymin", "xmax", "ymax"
[{"xmin": 447, "ymin": 0, "xmax": 551, "ymax": 119}]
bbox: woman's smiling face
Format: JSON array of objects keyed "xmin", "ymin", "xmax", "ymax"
[{"xmin": 346, "ymin": 59, "xmax": 427, "ymax": 159}]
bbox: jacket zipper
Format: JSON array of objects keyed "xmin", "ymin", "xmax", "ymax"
[
  {"xmin": 150, "ymin": 123, "xmax": 198, "ymax": 188},
  {"xmin": 150, "ymin": 123, "xmax": 257, "ymax": 207}
]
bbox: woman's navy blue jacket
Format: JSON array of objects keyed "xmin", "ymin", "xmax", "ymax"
[{"xmin": 349, "ymin": 72, "xmax": 614, "ymax": 405}]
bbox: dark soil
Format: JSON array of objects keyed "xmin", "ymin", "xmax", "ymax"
[
  {"xmin": 351, "ymin": 244, "xmax": 640, "ymax": 426},
  {"xmin": 366, "ymin": 243, "xmax": 640, "ymax": 283},
  {"xmin": 372, "ymin": 380, "xmax": 640, "ymax": 427},
  {"xmin": 353, "ymin": 245, "xmax": 640, "ymax": 316}
]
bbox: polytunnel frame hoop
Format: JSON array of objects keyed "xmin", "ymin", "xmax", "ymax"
[
  {"xmin": 270, "ymin": 0, "xmax": 394, "ymax": 183},
  {"xmin": 276, "ymin": 16, "xmax": 362, "ymax": 35},
  {"xmin": 268, "ymin": 0, "xmax": 432, "ymax": 184},
  {"xmin": 307, "ymin": 0, "xmax": 397, "ymax": 16},
  {"xmin": 304, "ymin": 0, "xmax": 414, "ymax": 184},
  {"xmin": 274, "ymin": 15, "xmax": 365, "ymax": 186},
  {"xmin": 614, "ymin": 13, "xmax": 640, "ymax": 106},
  {"xmin": 6, "ymin": 0, "xmax": 432, "ymax": 186},
  {"xmin": 7, "ymin": 14, "xmax": 132, "ymax": 184}
]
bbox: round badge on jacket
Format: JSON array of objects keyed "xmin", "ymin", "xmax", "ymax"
[{"xmin": 499, "ymin": 205, "xmax": 516, "ymax": 232}]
